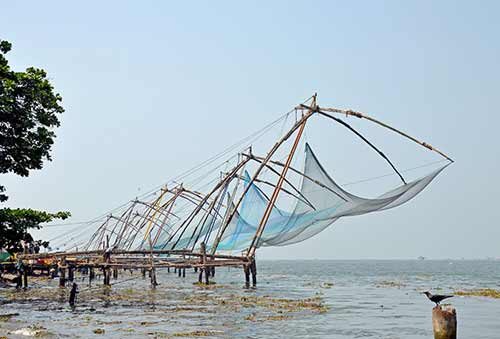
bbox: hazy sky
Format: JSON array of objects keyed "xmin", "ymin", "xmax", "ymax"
[{"xmin": 1, "ymin": 1, "xmax": 499, "ymax": 259}]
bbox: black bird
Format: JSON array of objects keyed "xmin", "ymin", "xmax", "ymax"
[{"xmin": 423, "ymin": 291, "xmax": 453, "ymax": 306}]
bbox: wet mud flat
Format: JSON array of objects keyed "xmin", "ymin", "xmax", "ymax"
[{"xmin": 0, "ymin": 268, "xmax": 330, "ymax": 339}]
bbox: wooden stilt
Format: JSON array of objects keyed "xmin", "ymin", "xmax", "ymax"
[
  {"xmin": 16, "ymin": 270, "xmax": 22, "ymax": 289},
  {"xmin": 68, "ymin": 265, "xmax": 74, "ymax": 282},
  {"xmin": 178, "ymin": 267, "xmax": 182, "ymax": 277},
  {"xmin": 150, "ymin": 268, "xmax": 157, "ymax": 286},
  {"xmin": 23, "ymin": 269, "xmax": 28, "ymax": 289},
  {"xmin": 182, "ymin": 267, "xmax": 186, "ymax": 278},
  {"xmin": 250, "ymin": 259, "xmax": 257, "ymax": 287},
  {"xmin": 243, "ymin": 265, "xmax": 250, "ymax": 288},
  {"xmin": 59, "ymin": 258, "xmax": 66, "ymax": 287},
  {"xmin": 89, "ymin": 267, "xmax": 95, "ymax": 283},
  {"xmin": 69, "ymin": 282, "xmax": 78, "ymax": 306}
]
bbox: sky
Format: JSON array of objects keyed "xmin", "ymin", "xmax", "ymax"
[{"xmin": 1, "ymin": 1, "xmax": 499, "ymax": 259}]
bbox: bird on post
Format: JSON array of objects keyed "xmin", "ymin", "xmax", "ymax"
[{"xmin": 423, "ymin": 291, "xmax": 453, "ymax": 306}]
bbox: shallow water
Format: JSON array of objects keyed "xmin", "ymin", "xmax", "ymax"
[{"xmin": 1, "ymin": 260, "xmax": 499, "ymax": 338}]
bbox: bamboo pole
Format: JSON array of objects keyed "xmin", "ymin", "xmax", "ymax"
[
  {"xmin": 211, "ymin": 104, "xmax": 317, "ymax": 254},
  {"xmin": 300, "ymin": 105, "xmax": 454, "ymax": 162},
  {"xmin": 247, "ymin": 113, "xmax": 308, "ymax": 257}
]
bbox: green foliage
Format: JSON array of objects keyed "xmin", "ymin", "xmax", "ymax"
[
  {"xmin": 0, "ymin": 38, "xmax": 64, "ymax": 202},
  {"xmin": 0, "ymin": 208, "xmax": 70, "ymax": 253},
  {"xmin": 0, "ymin": 39, "xmax": 68, "ymax": 252}
]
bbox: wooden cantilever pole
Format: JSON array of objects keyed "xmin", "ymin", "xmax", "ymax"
[
  {"xmin": 247, "ymin": 116, "xmax": 307, "ymax": 257},
  {"xmin": 298, "ymin": 104, "xmax": 454, "ymax": 163},
  {"xmin": 210, "ymin": 95, "xmax": 318, "ymax": 255}
]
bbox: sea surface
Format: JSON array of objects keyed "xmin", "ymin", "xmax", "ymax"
[{"xmin": 1, "ymin": 260, "xmax": 499, "ymax": 338}]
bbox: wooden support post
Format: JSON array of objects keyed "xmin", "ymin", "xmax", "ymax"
[
  {"xmin": 250, "ymin": 259, "xmax": 257, "ymax": 287},
  {"xmin": 68, "ymin": 265, "xmax": 74, "ymax": 282},
  {"xmin": 150, "ymin": 268, "xmax": 157, "ymax": 287},
  {"xmin": 23, "ymin": 269, "xmax": 28, "ymax": 289},
  {"xmin": 200, "ymin": 242, "xmax": 208, "ymax": 284},
  {"xmin": 211, "ymin": 266, "xmax": 215, "ymax": 277},
  {"xmin": 103, "ymin": 251, "xmax": 111, "ymax": 286},
  {"xmin": 69, "ymin": 282, "xmax": 78, "ymax": 306},
  {"xmin": 167, "ymin": 267, "xmax": 170, "ymax": 273},
  {"xmin": 243, "ymin": 265, "xmax": 250, "ymax": 288},
  {"xmin": 182, "ymin": 267, "xmax": 186, "ymax": 278},
  {"xmin": 141, "ymin": 267, "xmax": 146, "ymax": 278},
  {"xmin": 16, "ymin": 270, "xmax": 22, "ymax": 289},
  {"xmin": 59, "ymin": 258, "xmax": 66, "ymax": 287},
  {"xmin": 89, "ymin": 267, "xmax": 95, "ymax": 285},
  {"xmin": 194, "ymin": 267, "xmax": 198, "ymax": 273},
  {"xmin": 432, "ymin": 306, "xmax": 457, "ymax": 339},
  {"xmin": 113, "ymin": 268, "xmax": 118, "ymax": 280},
  {"xmin": 178, "ymin": 267, "xmax": 182, "ymax": 277}
]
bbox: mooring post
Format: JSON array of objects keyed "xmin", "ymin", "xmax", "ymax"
[
  {"xmin": 250, "ymin": 258, "xmax": 257, "ymax": 287},
  {"xmin": 432, "ymin": 305, "xmax": 457, "ymax": 339}
]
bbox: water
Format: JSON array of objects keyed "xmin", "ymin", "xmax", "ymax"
[{"xmin": 1, "ymin": 260, "xmax": 499, "ymax": 338}]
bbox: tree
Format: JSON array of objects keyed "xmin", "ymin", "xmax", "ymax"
[
  {"xmin": 0, "ymin": 39, "xmax": 69, "ymax": 253},
  {"xmin": 0, "ymin": 208, "xmax": 70, "ymax": 253}
]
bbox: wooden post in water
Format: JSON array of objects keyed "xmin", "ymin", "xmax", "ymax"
[
  {"xmin": 182, "ymin": 267, "xmax": 186, "ymax": 278},
  {"xmin": 250, "ymin": 258, "xmax": 257, "ymax": 287},
  {"xmin": 59, "ymin": 257, "xmax": 66, "ymax": 287},
  {"xmin": 68, "ymin": 264, "xmax": 74, "ymax": 282},
  {"xmin": 432, "ymin": 306, "xmax": 457, "ymax": 339},
  {"xmin": 243, "ymin": 264, "xmax": 250, "ymax": 288},
  {"xmin": 23, "ymin": 269, "xmax": 28, "ymax": 289},
  {"xmin": 89, "ymin": 267, "xmax": 94, "ymax": 286},
  {"xmin": 150, "ymin": 268, "xmax": 157, "ymax": 286},
  {"xmin": 200, "ymin": 242, "xmax": 208, "ymax": 284},
  {"xmin": 16, "ymin": 270, "xmax": 22, "ymax": 289},
  {"xmin": 103, "ymin": 251, "xmax": 111, "ymax": 286}
]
